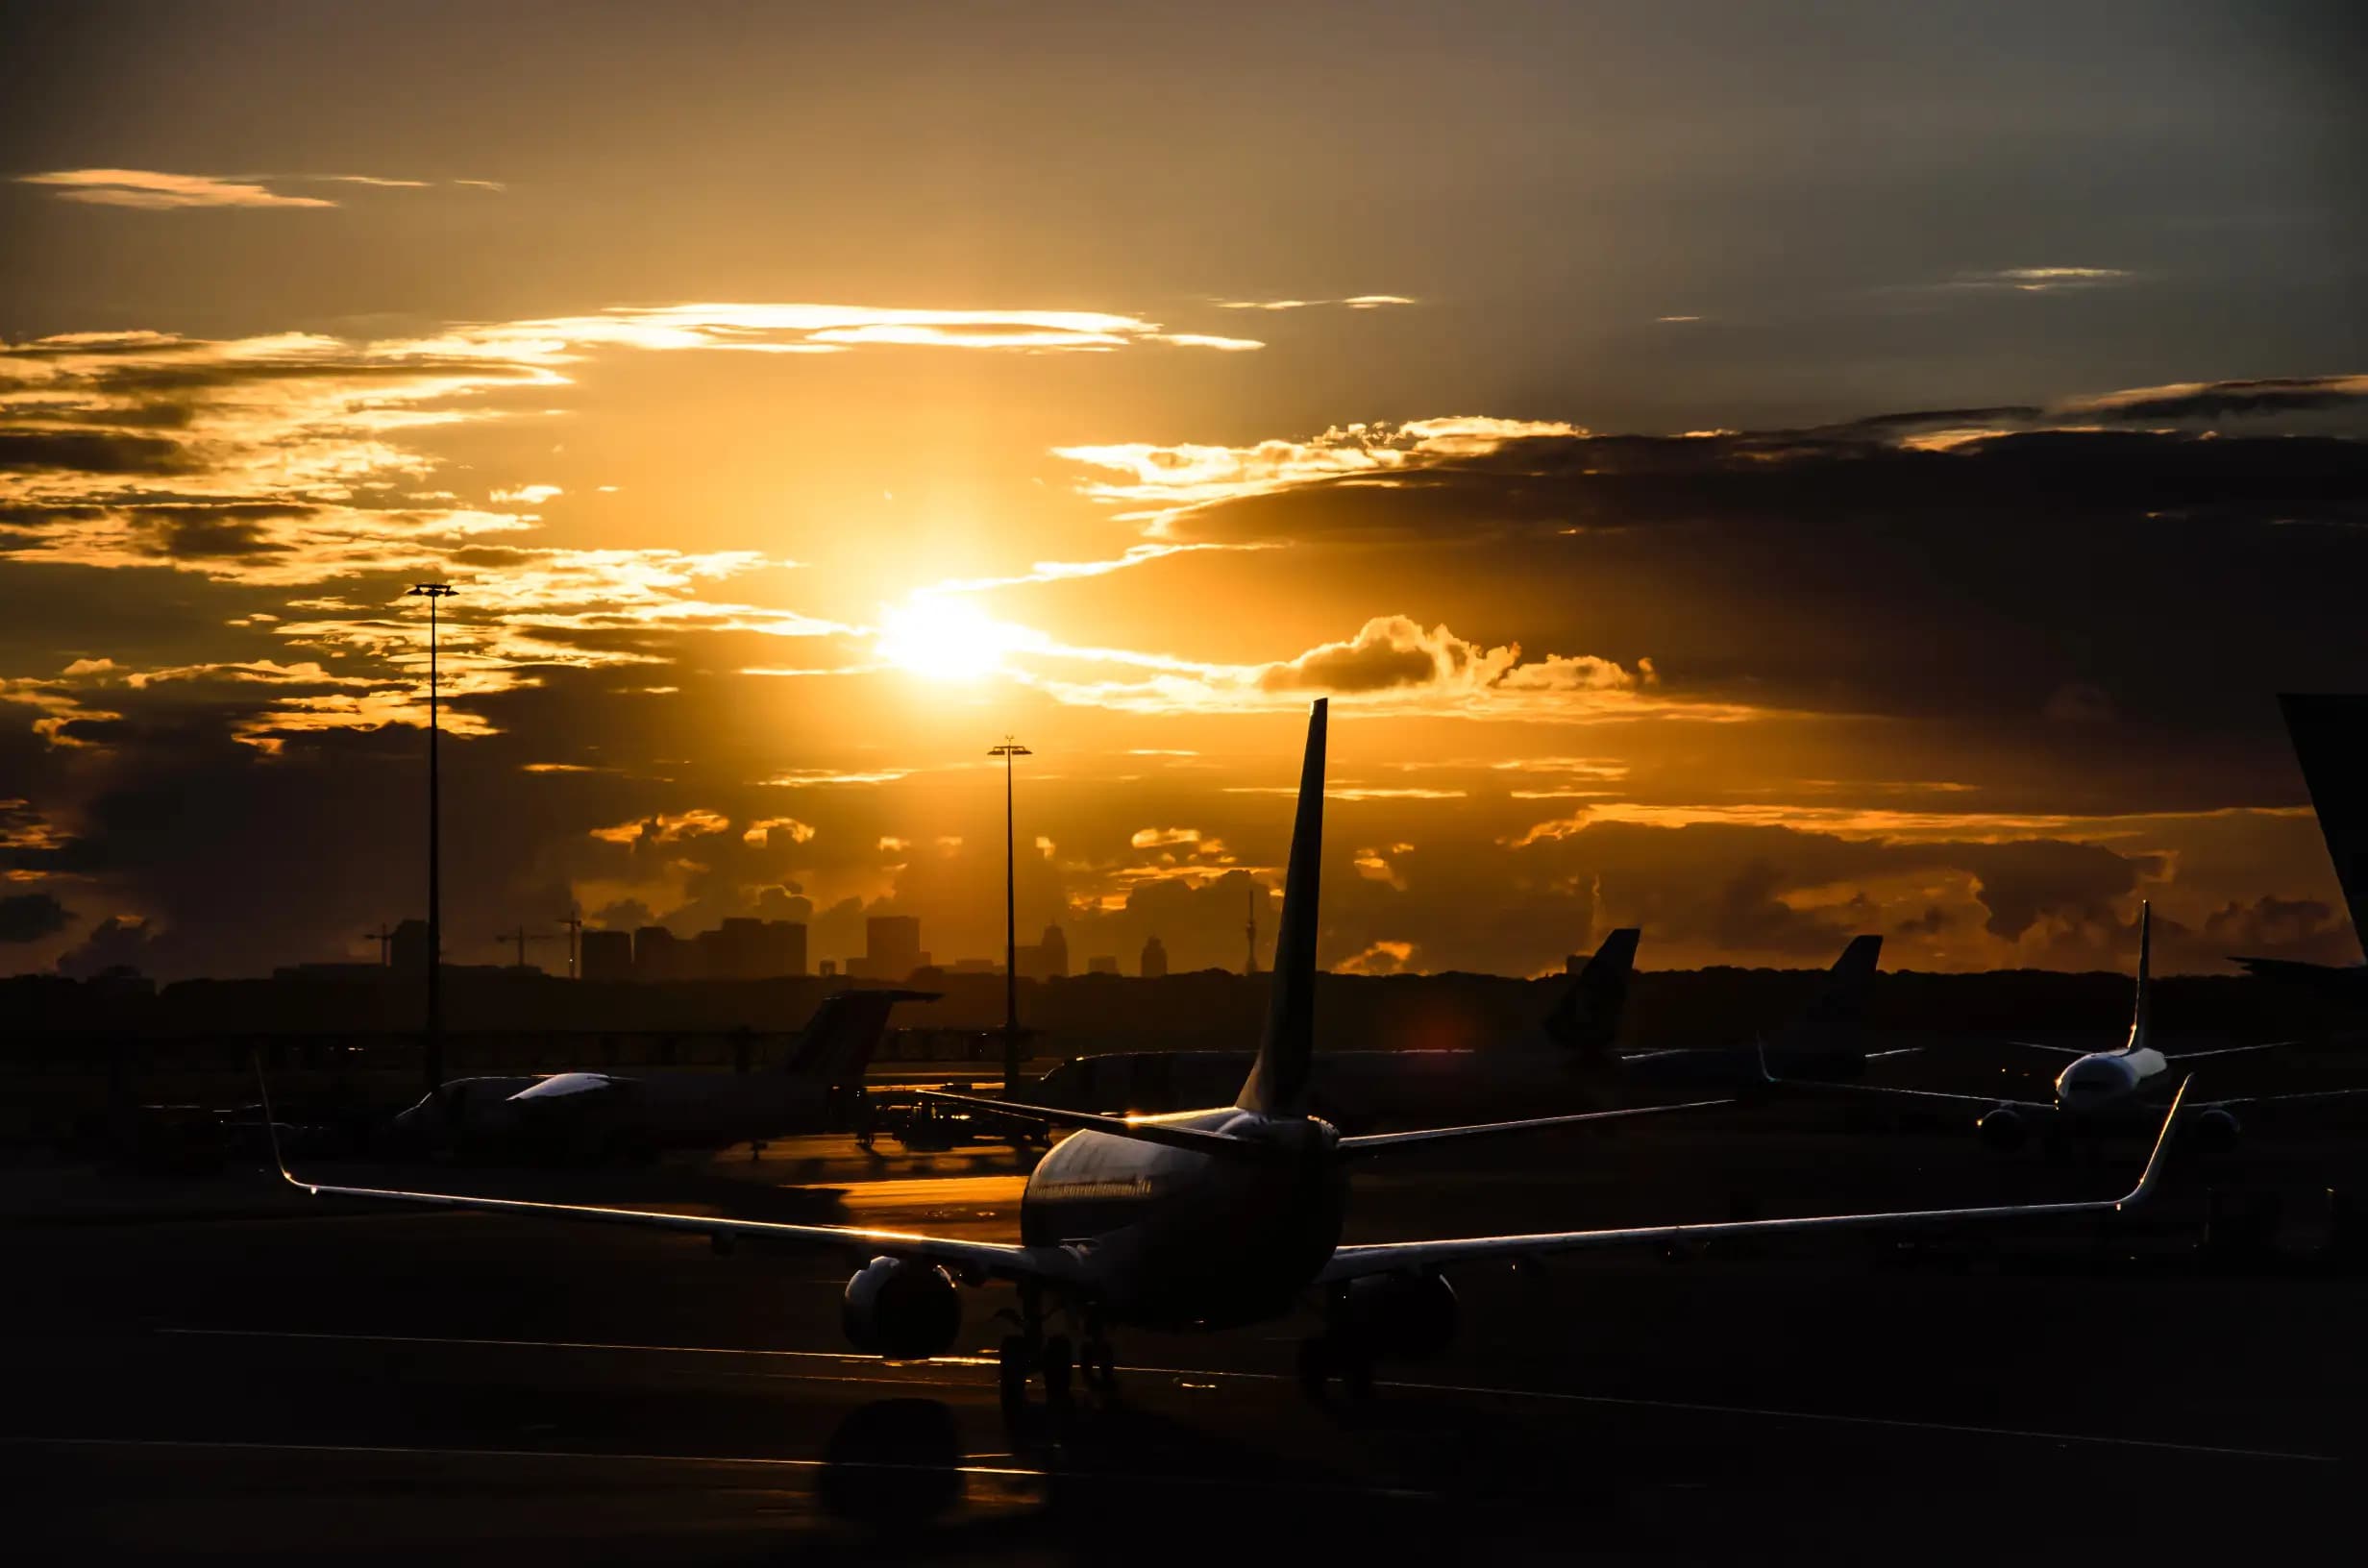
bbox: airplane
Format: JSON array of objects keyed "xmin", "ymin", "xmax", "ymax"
[
  {"xmin": 2234, "ymin": 692, "xmax": 2368, "ymax": 998},
  {"xmin": 385, "ymin": 988, "xmax": 936, "ymax": 1161},
  {"xmin": 1009, "ymin": 928, "xmax": 1898, "ymax": 1131},
  {"xmin": 1764, "ymin": 901, "xmax": 2360, "ymax": 1153},
  {"xmin": 269, "ymin": 698, "xmax": 2191, "ymax": 1416}
]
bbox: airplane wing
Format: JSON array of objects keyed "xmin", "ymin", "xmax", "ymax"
[
  {"xmin": 1335, "ymin": 1098, "xmax": 1738, "ymax": 1157},
  {"xmin": 1318, "ymin": 1080, "xmax": 2189, "ymax": 1284},
  {"xmin": 2164, "ymin": 1041, "xmax": 2299, "ymax": 1062},
  {"xmin": 507, "ymin": 1071, "xmax": 631, "ymax": 1101},
  {"xmin": 257, "ymin": 1067, "xmax": 1082, "ymax": 1287},
  {"xmin": 278, "ymin": 1164, "xmax": 1083, "ymax": 1285},
  {"xmin": 2004, "ymin": 1041, "xmax": 2092, "ymax": 1057},
  {"xmin": 909, "ymin": 1088, "xmax": 1297, "ymax": 1161},
  {"xmin": 2197, "ymin": 1085, "xmax": 2368, "ymax": 1112},
  {"xmin": 1768, "ymin": 1078, "xmax": 2058, "ymax": 1115}
]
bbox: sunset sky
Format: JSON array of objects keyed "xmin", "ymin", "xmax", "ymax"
[{"xmin": 4, "ymin": 1, "xmax": 2365, "ymax": 981}]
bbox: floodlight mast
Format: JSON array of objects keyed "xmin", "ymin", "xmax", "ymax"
[
  {"xmin": 407, "ymin": 582, "xmax": 457, "ymax": 1095},
  {"xmin": 988, "ymin": 738, "xmax": 1032, "ymax": 1094}
]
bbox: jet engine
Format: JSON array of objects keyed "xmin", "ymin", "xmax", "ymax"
[
  {"xmin": 2187, "ymin": 1106, "xmax": 2242, "ymax": 1154},
  {"xmin": 1338, "ymin": 1272, "xmax": 1459, "ymax": 1361},
  {"xmin": 841, "ymin": 1256, "xmax": 962, "ymax": 1360},
  {"xmin": 1975, "ymin": 1107, "xmax": 2029, "ymax": 1152}
]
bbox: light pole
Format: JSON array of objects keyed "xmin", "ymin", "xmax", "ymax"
[
  {"xmin": 407, "ymin": 581, "xmax": 457, "ymax": 1095},
  {"xmin": 987, "ymin": 737, "xmax": 1031, "ymax": 1093}
]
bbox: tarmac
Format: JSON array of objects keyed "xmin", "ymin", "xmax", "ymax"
[{"xmin": 9, "ymin": 1109, "xmax": 2367, "ymax": 1562}]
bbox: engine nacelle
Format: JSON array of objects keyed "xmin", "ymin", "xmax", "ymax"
[
  {"xmin": 2187, "ymin": 1106, "xmax": 2242, "ymax": 1154},
  {"xmin": 1339, "ymin": 1272, "xmax": 1459, "ymax": 1361},
  {"xmin": 1975, "ymin": 1107, "xmax": 2029, "ymax": 1152},
  {"xmin": 841, "ymin": 1256, "xmax": 961, "ymax": 1360}
]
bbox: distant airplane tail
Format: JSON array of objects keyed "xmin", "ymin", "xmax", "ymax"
[
  {"xmin": 1801, "ymin": 934, "xmax": 1882, "ymax": 1030},
  {"xmin": 1541, "ymin": 928, "xmax": 1640, "ymax": 1059},
  {"xmin": 784, "ymin": 988, "xmax": 938, "ymax": 1083},
  {"xmin": 1761, "ymin": 935, "xmax": 1882, "ymax": 1071},
  {"xmin": 2276, "ymin": 693, "xmax": 2368, "ymax": 962},
  {"xmin": 1236, "ymin": 699, "xmax": 1326, "ymax": 1116}
]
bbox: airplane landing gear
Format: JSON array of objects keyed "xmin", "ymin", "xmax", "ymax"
[
  {"xmin": 1074, "ymin": 1309, "xmax": 1119, "ymax": 1396},
  {"xmin": 1077, "ymin": 1335, "xmax": 1118, "ymax": 1394},
  {"xmin": 1295, "ymin": 1334, "xmax": 1375, "ymax": 1403},
  {"xmin": 996, "ymin": 1289, "xmax": 1086, "ymax": 1428}
]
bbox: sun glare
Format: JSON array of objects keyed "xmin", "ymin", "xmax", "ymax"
[{"xmin": 876, "ymin": 596, "xmax": 1031, "ymax": 681}]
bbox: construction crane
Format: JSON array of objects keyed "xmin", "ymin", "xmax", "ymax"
[
  {"xmin": 363, "ymin": 923, "xmax": 396, "ymax": 967},
  {"xmin": 490, "ymin": 925, "xmax": 559, "ymax": 971},
  {"xmin": 557, "ymin": 906, "xmax": 584, "ymax": 979}
]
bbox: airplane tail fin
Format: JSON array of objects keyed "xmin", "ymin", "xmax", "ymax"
[
  {"xmin": 785, "ymin": 988, "xmax": 938, "ymax": 1083},
  {"xmin": 2123, "ymin": 900, "xmax": 2152, "ymax": 1053},
  {"xmin": 2277, "ymin": 693, "xmax": 2368, "ymax": 961},
  {"xmin": 1802, "ymin": 935, "xmax": 1882, "ymax": 1029},
  {"xmin": 1237, "ymin": 699, "xmax": 1326, "ymax": 1116},
  {"xmin": 1542, "ymin": 927, "xmax": 1640, "ymax": 1059}
]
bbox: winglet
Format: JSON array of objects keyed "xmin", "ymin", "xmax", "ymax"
[
  {"xmin": 1754, "ymin": 1033, "xmax": 1778, "ymax": 1086},
  {"xmin": 250, "ymin": 1051, "xmax": 308, "ymax": 1192},
  {"xmin": 2121, "ymin": 1073, "xmax": 2191, "ymax": 1210}
]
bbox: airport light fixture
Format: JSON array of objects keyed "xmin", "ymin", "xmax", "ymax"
[
  {"xmin": 407, "ymin": 581, "xmax": 457, "ymax": 1094},
  {"xmin": 988, "ymin": 737, "xmax": 1032, "ymax": 1092}
]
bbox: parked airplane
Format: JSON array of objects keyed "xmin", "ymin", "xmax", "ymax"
[
  {"xmin": 386, "ymin": 988, "xmax": 935, "ymax": 1160},
  {"xmin": 2235, "ymin": 692, "xmax": 2368, "ymax": 996},
  {"xmin": 1767, "ymin": 902, "xmax": 2356, "ymax": 1152},
  {"xmin": 271, "ymin": 700, "xmax": 2188, "ymax": 1416},
  {"xmin": 1013, "ymin": 929, "xmax": 1894, "ymax": 1130}
]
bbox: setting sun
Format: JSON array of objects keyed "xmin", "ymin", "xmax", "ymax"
[{"xmin": 874, "ymin": 595, "xmax": 1032, "ymax": 682}]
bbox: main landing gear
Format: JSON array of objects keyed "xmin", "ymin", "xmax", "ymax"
[
  {"xmin": 1295, "ymin": 1333, "xmax": 1375, "ymax": 1403},
  {"xmin": 997, "ymin": 1292, "xmax": 1120, "ymax": 1426}
]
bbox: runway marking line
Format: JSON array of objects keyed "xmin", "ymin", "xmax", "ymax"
[
  {"xmin": 157, "ymin": 1327, "xmax": 2340, "ymax": 1465},
  {"xmin": 5, "ymin": 1435, "xmax": 1440, "ymax": 1502}
]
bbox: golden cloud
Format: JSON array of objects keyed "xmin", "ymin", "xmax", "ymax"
[
  {"xmin": 1053, "ymin": 415, "xmax": 1584, "ymax": 533},
  {"xmin": 18, "ymin": 169, "xmax": 337, "ymax": 209}
]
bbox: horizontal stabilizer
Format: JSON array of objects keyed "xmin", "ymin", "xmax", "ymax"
[
  {"xmin": 1338, "ymin": 1096, "xmax": 1733, "ymax": 1157},
  {"xmin": 912, "ymin": 1088, "xmax": 1294, "ymax": 1162}
]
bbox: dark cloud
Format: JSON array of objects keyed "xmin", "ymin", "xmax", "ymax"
[
  {"xmin": 2069, "ymin": 376, "xmax": 2368, "ymax": 423},
  {"xmin": 56, "ymin": 915, "xmax": 160, "ymax": 978},
  {"xmin": 139, "ymin": 512, "xmax": 278, "ymax": 558},
  {"xmin": 1167, "ymin": 427, "xmax": 2368, "ymax": 547},
  {"xmin": 0, "ymin": 892, "xmax": 70, "ymax": 943},
  {"xmin": 0, "ymin": 429, "xmax": 191, "ymax": 475}
]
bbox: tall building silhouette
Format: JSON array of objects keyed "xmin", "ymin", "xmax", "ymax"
[
  {"xmin": 390, "ymin": 918, "xmax": 432, "ymax": 974},
  {"xmin": 1141, "ymin": 935, "xmax": 1169, "ymax": 979},
  {"xmin": 855, "ymin": 915, "xmax": 924, "ymax": 980},
  {"xmin": 632, "ymin": 925, "xmax": 685, "ymax": 981},
  {"xmin": 580, "ymin": 928, "xmax": 632, "ymax": 982},
  {"xmin": 1016, "ymin": 923, "xmax": 1068, "ymax": 981}
]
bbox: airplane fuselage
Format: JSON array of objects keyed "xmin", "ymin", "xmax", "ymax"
[
  {"xmin": 2051, "ymin": 1046, "xmax": 2168, "ymax": 1117},
  {"xmin": 1018, "ymin": 1108, "xmax": 1346, "ymax": 1330}
]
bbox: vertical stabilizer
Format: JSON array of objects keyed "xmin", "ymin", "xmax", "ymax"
[
  {"xmin": 2122, "ymin": 901, "xmax": 2152, "ymax": 1053},
  {"xmin": 785, "ymin": 989, "xmax": 938, "ymax": 1082},
  {"xmin": 2278, "ymin": 693, "xmax": 2368, "ymax": 962},
  {"xmin": 1237, "ymin": 699, "xmax": 1327, "ymax": 1115},
  {"xmin": 1542, "ymin": 927, "xmax": 1640, "ymax": 1058},
  {"xmin": 1802, "ymin": 934, "xmax": 1883, "ymax": 1028}
]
